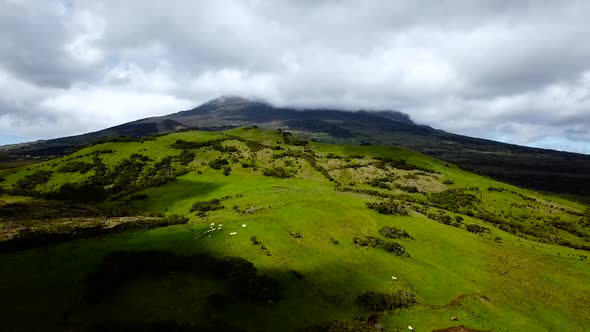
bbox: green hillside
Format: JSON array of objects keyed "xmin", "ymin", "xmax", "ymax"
[{"xmin": 0, "ymin": 128, "xmax": 588, "ymax": 331}]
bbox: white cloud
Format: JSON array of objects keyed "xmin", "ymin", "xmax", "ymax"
[{"xmin": 0, "ymin": 0, "xmax": 589, "ymax": 153}]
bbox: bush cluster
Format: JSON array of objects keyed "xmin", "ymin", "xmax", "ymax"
[
  {"xmin": 46, "ymin": 183, "xmax": 107, "ymax": 202},
  {"xmin": 190, "ymin": 198, "xmax": 224, "ymax": 215},
  {"xmin": 211, "ymin": 142, "xmax": 239, "ymax": 153},
  {"xmin": 465, "ymin": 223, "xmax": 490, "ymax": 234},
  {"xmin": 378, "ymin": 226, "xmax": 413, "ymax": 239},
  {"xmin": 357, "ymin": 288, "xmax": 417, "ymax": 311},
  {"xmin": 263, "ymin": 166, "xmax": 293, "ymax": 179},
  {"xmin": 353, "ymin": 236, "xmax": 409, "ymax": 257},
  {"xmin": 209, "ymin": 158, "xmax": 229, "ymax": 170},
  {"xmin": 429, "ymin": 189, "xmax": 479, "ymax": 212},
  {"xmin": 353, "ymin": 236, "xmax": 382, "ymax": 247},
  {"xmin": 382, "ymin": 242, "xmax": 410, "ymax": 257},
  {"xmin": 244, "ymin": 140, "xmax": 268, "ymax": 153},
  {"xmin": 177, "ymin": 150, "xmax": 196, "ymax": 165},
  {"xmin": 57, "ymin": 161, "xmax": 94, "ymax": 174},
  {"xmin": 366, "ymin": 200, "xmax": 408, "ymax": 216},
  {"xmin": 10, "ymin": 170, "xmax": 53, "ymax": 196}
]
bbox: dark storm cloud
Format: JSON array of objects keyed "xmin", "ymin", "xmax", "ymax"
[{"xmin": 0, "ymin": 0, "xmax": 589, "ymax": 153}]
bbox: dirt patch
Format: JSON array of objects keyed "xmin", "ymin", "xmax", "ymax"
[
  {"xmin": 423, "ymin": 293, "xmax": 490, "ymax": 310},
  {"xmin": 432, "ymin": 325, "xmax": 491, "ymax": 332},
  {"xmin": 444, "ymin": 293, "xmax": 471, "ymax": 308}
]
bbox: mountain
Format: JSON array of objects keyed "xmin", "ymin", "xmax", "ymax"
[{"xmin": 2, "ymin": 96, "xmax": 590, "ymax": 199}]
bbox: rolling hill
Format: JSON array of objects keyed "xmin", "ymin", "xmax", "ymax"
[
  {"xmin": 2, "ymin": 96, "xmax": 590, "ymax": 200},
  {"xmin": 0, "ymin": 128, "xmax": 588, "ymax": 331}
]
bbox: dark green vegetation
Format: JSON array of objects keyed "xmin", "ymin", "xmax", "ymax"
[
  {"xmin": 379, "ymin": 226, "xmax": 413, "ymax": 240},
  {"xmin": 190, "ymin": 198, "xmax": 224, "ymax": 216},
  {"xmin": 85, "ymin": 251, "xmax": 281, "ymax": 304},
  {"xmin": 366, "ymin": 201, "xmax": 409, "ymax": 216},
  {"xmin": 357, "ymin": 289, "xmax": 417, "ymax": 311},
  {"xmin": 0, "ymin": 128, "xmax": 589, "ymax": 331},
  {"xmin": 2, "ymin": 96, "xmax": 590, "ymax": 200}
]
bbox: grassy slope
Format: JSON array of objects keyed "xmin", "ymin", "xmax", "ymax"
[{"xmin": 0, "ymin": 128, "xmax": 589, "ymax": 331}]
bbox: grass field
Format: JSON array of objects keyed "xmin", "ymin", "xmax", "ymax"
[{"xmin": 0, "ymin": 128, "xmax": 588, "ymax": 331}]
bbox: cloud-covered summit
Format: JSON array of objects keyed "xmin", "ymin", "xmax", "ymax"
[{"xmin": 1, "ymin": 1, "xmax": 589, "ymax": 153}]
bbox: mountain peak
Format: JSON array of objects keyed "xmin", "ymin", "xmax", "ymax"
[{"xmin": 202, "ymin": 96, "xmax": 256, "ymax": 107}]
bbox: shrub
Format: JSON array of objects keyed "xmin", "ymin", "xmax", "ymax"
[
  {"xmin": 222, "ymin": 166, "xmax": 231, "ymax": 176},
  {"xmin": 378, "ymin": 226, "xmax": 412, "ymax": 239},
  {"xmin": 46, "ymin": 183, "xmax": 108, "ymax": 202},
  {"xmin": 11, "ymin": 170, "xmax": 53, "ymax": 196},
  {"xmin": 429, "ymin": 189, "xmax": 479, "ymax": 212},
  {"xmin": 383, "ymin": 242, "xmax": 410, "ymax": 257},
  {"xmin": 353, "ymin": 236, "xmax": 382, "ymax": 248},
  {"xmin": 190, "ymin": 199, "xmax": 224, "ymax": 214},
  {"xmin": 250, "ymin": 236, "xmax": 261, "ymax": 245},
  {"xmin": 263, "ymin": 166, "xmax": 293, "ymax": 179},
  {"xmin": 57, "ymin": 161, "xmax": 94, "ymax": 174},
  {"xmin": 209, "ymin": 158, "xmax": 229, "ymax": 170},
  {"xmin": 245, "ymin": 140, "xmax": 268, "ymax": 153},
  {"xmin": 241, "ymin": 159, "xmax": 256, "ymax": 168},
  {"xmin": 211, "ymin": 142, "xmax": 239, "ymax": 153},
  {"xmin": 366, "ymin": 201, "xmax": 408, "ymax": 216},
  {"xmin": 177, "ymin": 150, "xmax": 196, "ymax": 165},
  {"xmin": 466, "ymin": 224, "xmax": 490, "ymax": 234},
  {"xmin": 357, "ymin": 289, "xmax": 417, "ymax": 311}
]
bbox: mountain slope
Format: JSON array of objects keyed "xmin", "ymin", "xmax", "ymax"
[
  {"xmin": 2, "ymin": 96, "xmax": 590, "ymax": 198},
  {"xmin": 0, "ymin": 128, "xmax": 588, "ymax": 331}
]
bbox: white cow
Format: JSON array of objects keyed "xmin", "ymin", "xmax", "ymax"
[
  {"xmin": 408, "ymin": 326, "xmax": 413, "ymax": 331},
  {"xmin": 391, "ymin": 276, "xmax": 397, "ymax": 281}
]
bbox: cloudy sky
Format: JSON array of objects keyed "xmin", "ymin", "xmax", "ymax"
[{"xmin": 1, "ymin": 1, "xmax": 590, "ymax": 153}]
